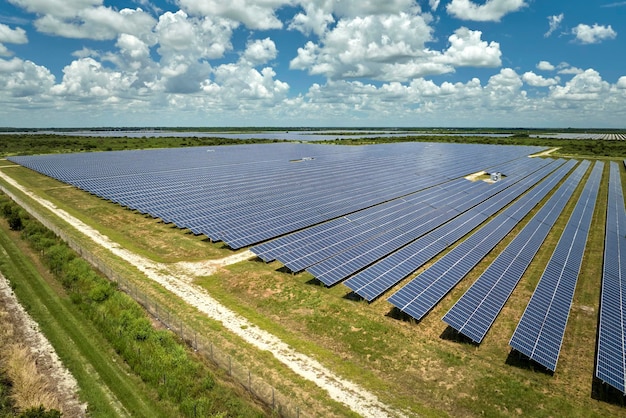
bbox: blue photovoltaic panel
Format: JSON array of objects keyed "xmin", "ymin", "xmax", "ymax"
[
  {"xmin": 509, "ymin": 161, "xmax": 604, "ymax": 372},
  {"xmin": 442, "ymin": 160, "xmax": 589, "ymax": 343},
  {"xmin": 343, "ymin": 159, "xmax": 570, "ymax": 299},
  {"xmin": 387, "ymin": 159, "xmax": 576, "ymax": 321},
  {"xmin": 596, "ymin": 161, "xmax": 626, "ymax": 393},
  {"xmin": 274, "ymin": 156, "xmax": 556, "ymax": 273}
]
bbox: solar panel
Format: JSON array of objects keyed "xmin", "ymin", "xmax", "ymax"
[
  {"xmin": 387, "ymin": 159, "xmax": 576, "ymax": 321},
  {"xmin": 342, "ymin": 159, "xmax": 570, "ymax": 299},
  {"xmin": 443, "ymin": 160, "xmax": 590, "ymax": 343},
  {"xmin": 509, "ymin": 161, "xmax": 604, "ymax": 371},
  {"xmin": 317, "ymin": 159, "xmax": 556, "ymax": 289},
  {"xmin": 596, "ymin": 161, "xmax": 626, "ymax": 393}
]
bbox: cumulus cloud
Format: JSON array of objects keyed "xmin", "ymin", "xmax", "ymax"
[
  {"xmin": 545, "ymin": 13, "xmax": 564, "ymax": 37},
  {"xmin": 522, "ymin": 71, "xmax": 559, "ymax": 87},
  {"xmin": 487, "ymin": 68, "xmax": 522, "ymax": 93},
  {"xmin": 290, "ymin": 12, "xmax": 437, "ymax": 81},
  {"xmin": 290, "ymin": 14, "xmax": 501, "ymax": 82},
  {"xmin": 572, "ymin": 23, "xmax": 617, "ymax": 44},
  {"xmin": 429, "ymin": 0, "xmax": 441, "ymax": 11},
  {"xmin": 213, "ymin": 64, "xmax": 289, "ymax": 103},
  {"xmin": 439, "ymin": 27, "xmax": 502, "ymax": 67},
  {"xmin": 556, "ymin": 62, "xmax": 583, "ymax": 75},
  {"xmin": 618, "ymin": 76, "xmax": 626, "ymax": 89},
  {"xmin": 33, "ymin": 7, "xmax": 156, "ymax": 41},
  {"xmin": 0, "ymin": 24, "xmax": 27, "ymax": 56},
  {"xmin": 242, "ymin": 38, "xmax": 278, "ymax": 66},
  {"xmin": 177, "ymin": 0, "xmax": 290, "ymax": 30},
  {"xmin": 50, "ymin": 57, "xmax": 134, "ymax": 99},
  {"xmin": 536, "ymin": 61, "xmax": 555, "ymax": 71},
  {"xmin": 0, "ymin": 57, "xmax": 55, "ymax": 97},
  {"xmin": 550, "ymin": 69, "xmax": 610, "ymax": 101},
  {"xmin": 7, "ymin": 0, "xmax": 102, "ymax": 18},
  {"xmin": 289, "ymin": 4, "xmax": 335, "ymax": 37},
  {"xmin": 288, "ymin": 0, "xmax": 420, "ymax": 36},
  {"xmin": 447, "ymin": 0, "xmax": 526, "ymax": 22},
  {"xmin": 155, "ymin": 11, "xmax": 236, "ymax": 61}
]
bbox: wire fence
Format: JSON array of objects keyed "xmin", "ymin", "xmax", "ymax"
[{"xmin": 0, "ymin": 185, "xmax": 305, "ymax": 418}]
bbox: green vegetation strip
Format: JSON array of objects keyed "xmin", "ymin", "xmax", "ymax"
[
  {"xmin": 0, "ymin": 132, "xmax": 626, "ymax": 159},
  {"xmin": 0, "ymin": 197, "xmax": 264, "ymax": 418}
]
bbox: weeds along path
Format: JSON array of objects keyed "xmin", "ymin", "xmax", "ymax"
[{"xmin": 0, "ymin": 169, "xmax": 406, "ymax": 418}]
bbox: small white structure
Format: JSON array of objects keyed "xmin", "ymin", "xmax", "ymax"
[{"xmin": 490, "ymin": 172, "xmax": 502, "ymax": 182}]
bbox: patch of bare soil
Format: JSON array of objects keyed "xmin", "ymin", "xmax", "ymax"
[{"xmin": 0, "ymin": 273, "xmax": 86, "ymax": 417}]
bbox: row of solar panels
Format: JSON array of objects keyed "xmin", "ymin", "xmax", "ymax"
[
  {"xmin": 254, "ymin": 157, "xmax": 616, "ymax": 382},
  {"xmin": 9, "ymin": 142, "xmax": 545, "ymax": 249},
  {"xmin": 595, "ymin": 161, "xmax": 626, "ymax": 394}
]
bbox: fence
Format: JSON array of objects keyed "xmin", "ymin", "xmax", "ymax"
[{"xmin": 0, "ymin": 184, "xmax": 305, "ymax": 418}]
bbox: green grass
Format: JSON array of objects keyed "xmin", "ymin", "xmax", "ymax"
[{"xmin": 0, "ymin": 225, "xmax": 177, "ymax": 418}]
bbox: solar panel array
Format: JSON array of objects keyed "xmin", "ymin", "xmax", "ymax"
[
  {"xmin": 509, "ymin": 161, "xmax": 604, "ymax": 371},
  {"xmin": 442, "ymin": 160, "xmax": 590, "ymax": 343},
  {"xmin": 387, "ymin": 159, "xmax": 577, "ymax": 321},
  {"xmin": 343, "ymin": 158, "xmax": 567, "ymax": 300},
  {"xmin": 9, "ymin": 142, "xmax": 625, "ymax": 385},
  {"xmin": 9, "ymin": 142, "xmax": 545, "ymax": 249},
  {"xmin": 596, "ymin": 161, "xmax": 626, "ymax": 393},
  {"xmin": 253, "ymin": 157, "xmax": 557, "ymax": 292}
]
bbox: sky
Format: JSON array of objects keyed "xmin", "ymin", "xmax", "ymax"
[{"xmin": 0, "ymin": 0, "xmax": 625, "ymax": 128}]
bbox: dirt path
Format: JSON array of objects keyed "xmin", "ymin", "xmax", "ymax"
[
  {"xmin": 0, "ymin": 272, "xmax": 87, "ymax": 417},
  {"xmin": 0, "ymin": 170, "xmax": 407, "ymax": 418}
]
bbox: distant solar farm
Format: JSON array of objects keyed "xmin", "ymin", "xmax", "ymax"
[{"xmin": 8, "ymin": 141, "xmax": 626, "ymax": 396}]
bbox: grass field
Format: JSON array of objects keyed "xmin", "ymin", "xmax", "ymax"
[{"xmin": 1, "ymin": 136, "xmax": 625, "ymax": 417}]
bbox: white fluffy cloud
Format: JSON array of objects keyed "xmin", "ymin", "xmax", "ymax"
[
  {"xmin": 429, "ymin": 0, "xmax": 441, "ymax": 11},
  {"xmin": 34, "ymin": 7, "xmax": 156, "ymax": 41},
  {"xmin": 288, "ymin": 0, "xmax": 419, "ymax": 36},
  {"xmin": 242, "ymin": 38, "xmax": 278, "ymax": 66},
  {"xmin": 0, "ymin": 57, "xmax": 55, "ymax": 97},
  {"xmin": 557, "ymin": 62, "xmax": 583, "ymax": 75},
  {"xmin": 290, "ymin": 12, "xmax": 437, "ymax": 81},
  {"xmin": 551, "ymin": 69, "xmax": 610, "ymax": 101},
  {"xmin": 572, "ymin": 24, "xmax": 617, "ymax": 44},
  {"xmin": 155, "ymin": 11, "xmax": 236, "ymax": 61},
  {"xmin": 0, "ymin": 24, "xmax": 28, "ymax": 57},
  {"xmin": 291, "ymin": 15, "xmax": 501, "ymax": 82},
  {"xmin": 8, "ymin": 0, "xmax": 158, "ymax": 42},
  {"xmin": 50, "ymin": 57, "xmax": 134, "ymax": 99},
  {"xmin": 447, "ymin": 0, "xmax": 526, "ymax": 22},
  {"xmin": 212, "ymin": 64, "xmax": 289, "ymax": 104},
  {"xmin": 439, "ymin": 27, "xmax": 501, "ymax": 67},
  {"xmin": 536, "ymin": 61, "xmax": 555, "ymax": 71},
  {"xmin": 177, "ymin": 0, "xmax": 290, "ymax": 30},
  {"xmin": 545, "ymin": 13, "xmax": 564, "ymax": 37},
  {"xmin": 522, "ymin": 71, "xmax": 559, "ymax": 87},
  {"xmin": 7, "ymin": 0, "xmax": 102, "ymax": 18}
]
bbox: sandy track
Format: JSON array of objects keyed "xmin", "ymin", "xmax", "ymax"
[
  {"xmin": 0, "ymin": 272, "xmax": 87, "ymax": 417},
  {"xmin": 0, "ymin": 170, "xmax": 407, "ymax": 418}
]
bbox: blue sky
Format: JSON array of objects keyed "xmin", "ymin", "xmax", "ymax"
[{"xmin": 0, "ymin": 0, "xmax": 625, "ymax": 128}]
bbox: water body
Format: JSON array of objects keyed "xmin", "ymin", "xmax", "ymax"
[{"xmin": 4, "ymin": 129, "xmax": 513, "ymax": 141}]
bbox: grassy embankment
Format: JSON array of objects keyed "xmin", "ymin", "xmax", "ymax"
[{"xmin": 0, "ymin": 194, "xmax": 267, "ymax": 417}]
